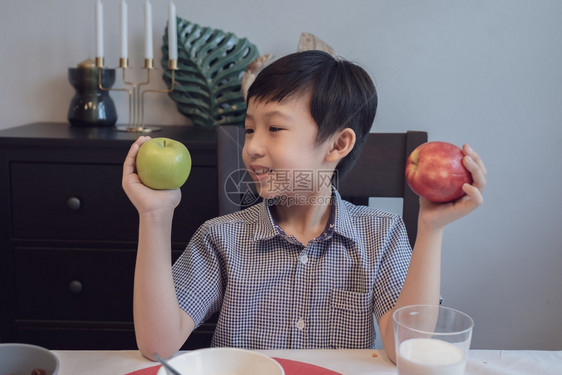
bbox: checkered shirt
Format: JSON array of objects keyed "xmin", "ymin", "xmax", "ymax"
[{"xmin": 172, "ymin": 189, "xmax": 412, "ymax": 349}]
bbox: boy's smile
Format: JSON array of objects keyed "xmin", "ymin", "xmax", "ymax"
[{"xmin": 247, "ymin": 165, "xmax": 273, "ymax": 182}]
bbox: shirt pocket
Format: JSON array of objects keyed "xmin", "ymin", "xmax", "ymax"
[{"xmin": 328, "ymin": 289, "xmax": 375, "ymax": 349}]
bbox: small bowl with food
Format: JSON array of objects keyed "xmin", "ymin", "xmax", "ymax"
[{"xmin": 0, "ymin": 343, "xmax": 59, "ymax": 375}]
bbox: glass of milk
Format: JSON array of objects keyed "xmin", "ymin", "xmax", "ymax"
[{"xmin": 393, "ymin": 305, "xmax": 473, "ymax": 375}]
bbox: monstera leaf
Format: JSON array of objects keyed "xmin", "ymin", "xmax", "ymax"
[{"xmin": 162, "ymin": 18, "xmax": 259, "ymax": 128}]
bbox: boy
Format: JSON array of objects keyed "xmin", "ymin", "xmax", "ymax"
[{"xmin": 122, "ymin": 50, "xmax": 486, "ymax": 362}]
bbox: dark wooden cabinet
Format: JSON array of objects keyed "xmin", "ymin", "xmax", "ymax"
[{"xmin": 0, "ymin": 123, "xmax": 219, "ymax": 349}]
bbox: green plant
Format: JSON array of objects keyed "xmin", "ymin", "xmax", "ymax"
[{"xmin": 162, "ymin": 18, "xmax": 259, "ymax": 128}]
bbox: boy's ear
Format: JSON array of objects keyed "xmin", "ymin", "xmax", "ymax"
[{"xmin": 326, "ymin": 128, "xmax": 356, "ymax": 162}]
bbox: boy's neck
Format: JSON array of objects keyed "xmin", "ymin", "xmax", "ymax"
[{"xmin": 271, "ymin": 187, "xmax": 333, "ymax": 246}]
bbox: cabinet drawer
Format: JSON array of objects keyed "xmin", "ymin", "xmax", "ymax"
[
  {"xmin": 14, "ymin": 319, "xmax": 215, "ymax": 350},
  {"xmin": 14, "ymin": 321, "xmax": 137, "ymax": 350},
  {"xmin": 14, "ymin": 248, "xmax": 135, "ymax": 321},
  {"xmin": 14, "ymin": 247, "xmax": 216, "ymax": 349},
  {"xmin": 10, "ymin": 162, "xmax": 217, "ymax": 242}
]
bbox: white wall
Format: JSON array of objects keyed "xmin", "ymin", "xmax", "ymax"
[{"xmin": 1, "ymin": 0, "xmax": 561, "ymax": 350}]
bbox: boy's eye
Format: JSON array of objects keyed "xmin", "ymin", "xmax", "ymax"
[
  {"xmin": 269, "ymin": 126, "xmax": 282, "ymax": 132},
  {"xmin": 244, "ymin": 128, "xmax": 254, "ymax": 135}
]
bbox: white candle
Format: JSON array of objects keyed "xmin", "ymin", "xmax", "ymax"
[
  {"xmin": 95, "ymin": 0, "xmax": 103, "ymax": 58},
  {"xmin": 120, "ymin": 0, "xmax": 128, "ymax": 59},
  {"xmin": 144, "ymin": 0, "xmax": 153, "ymax": 59},
  {"xmin": 397, "ymin": 338, "xmax": 466, "ymax": 375},
  {"xmin": 168, "ymin": 1, "xmax": 177, "ymax": 61}
]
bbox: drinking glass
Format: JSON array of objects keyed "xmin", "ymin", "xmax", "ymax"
[{"xmin": 393, "ymin": 305, "xmax": 474, "ymax": 375}]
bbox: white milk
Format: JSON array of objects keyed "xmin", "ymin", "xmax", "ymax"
[{"xmin": 397, "ymin": 338, "xmax": 467, "ymax": 375}]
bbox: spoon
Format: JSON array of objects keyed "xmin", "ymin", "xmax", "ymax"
[{"xmin": 154, "ymin": 353, "xmax": 183, "ymax": 375}]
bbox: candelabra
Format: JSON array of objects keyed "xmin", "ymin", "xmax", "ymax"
[{"xmin": 96, "ymin": 56, "xmax": 177, "ymax": 133}]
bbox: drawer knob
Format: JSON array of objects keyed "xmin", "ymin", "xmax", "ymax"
[
  {"xmin": 69, "ymin": 280, "xmax": 83, "ymax": 294},
  {"xmin": 67, "ymin": 197, "xmax": 81, "ymax": 211}
]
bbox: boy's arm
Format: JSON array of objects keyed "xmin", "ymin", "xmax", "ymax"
[
  {"xmin": 378, "ymin": 221, "xmax": 444, "ymax": 363},
  {"xmin": 378, "ymin": 144, "xmax": 487, "ymax": 363},
  {"xmin": 133, "ymin": 210, "xmax": 195, "ymax": 360},
  {"xmin": 122, "ymin": 137, "xmax": 195, "ymax": 360}
]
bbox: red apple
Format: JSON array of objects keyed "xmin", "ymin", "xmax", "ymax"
[{"xmin": 405, "ymin": 141, "xmax": 472, "ymax": 203}]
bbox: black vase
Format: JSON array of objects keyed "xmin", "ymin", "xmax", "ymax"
[{"xmin": 67, "ymin": 67, "xmax": 117, "ymax": 127}]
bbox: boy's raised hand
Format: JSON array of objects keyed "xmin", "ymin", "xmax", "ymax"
[
  {"xmin": 122, "ymin": 136, "xmax": 182, "ymax": 215},
  {"xmin": 418, "ymin": 144, "xmax": 487, "ymax": 230}
]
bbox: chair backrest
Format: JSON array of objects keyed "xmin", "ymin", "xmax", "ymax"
[
  {"xmin": 338, "ymin": 131, "xmax": 428, "ymax": 247},
  {"xmin": 216, "ymin": 125, "xmax": 246, "ymax": 216},
  {"xmin": 216, "ymin": 127, "xmax": 427, "ymax": 247}
]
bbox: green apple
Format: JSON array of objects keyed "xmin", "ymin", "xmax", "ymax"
[{"xmin": 136, "ymin": 137, "xmax": 192, "ymax": 190}]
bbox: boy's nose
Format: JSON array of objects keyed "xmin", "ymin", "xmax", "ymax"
[{"xmin": 243, "ymin": 134, "xmax": 266, "ymax": 159}]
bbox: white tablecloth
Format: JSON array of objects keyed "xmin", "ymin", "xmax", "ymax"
[{"xmin": 52, "ymin": 349, "xmax": 562, "ymax": 375}]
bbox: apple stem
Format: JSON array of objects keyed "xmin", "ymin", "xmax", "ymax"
[{"xmin": 163, "ymin": 140, "xmax": 166, "ymax": 147}]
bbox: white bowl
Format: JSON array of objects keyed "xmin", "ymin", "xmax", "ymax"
[
  {"xmin": 0, "ymin": 343, "xmax": 59, "ymax": 375},
  {"xmin": 156, "ymin": 348, "xmax": 284, "ymax": 375}
]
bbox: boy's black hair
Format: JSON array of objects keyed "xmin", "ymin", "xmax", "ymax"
[{"xmin": 246, "ymin": 50, "xmax": 377, "ymax": 178}]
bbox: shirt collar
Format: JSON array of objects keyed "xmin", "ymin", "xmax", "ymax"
[
  {"xmin": 253, "ymin": 200, "xmax": 280, "ymax": 241},
  {"xmin": 252, "ymin": 188, "xmax": 358, "ymax": 244},
  {"xmin": 331, "ymin": 188, "xmax": 359, "ymax": 242}
]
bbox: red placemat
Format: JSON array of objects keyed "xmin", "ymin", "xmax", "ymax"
[
  {"xmin": 124, "ymin": 357, "xmax": 342, "ymax": 375},
  {"xmin": 273, "ymin": 357, "xmax": 342, "ymax": 374},
  {"xmin": 125, "ymin": 365, "xmax": 159, "ymax": 375}
]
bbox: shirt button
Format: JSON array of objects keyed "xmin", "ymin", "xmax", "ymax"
[
  {"xmin": 296, "ymin": 318, "xmax": 305, "ymax": 330},
  {"xmin": 300, "ymin": 254, "xmax": 309, "ymax": 265}
]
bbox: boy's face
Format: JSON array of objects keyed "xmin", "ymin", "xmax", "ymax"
[{"xmin": 243, "ymin": 95, "xmax": 336, "ymax": 200}]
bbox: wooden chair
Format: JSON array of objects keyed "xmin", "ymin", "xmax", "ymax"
[
  {"xmin": 216, "ymin": 126, "xmax": 427, "ymax": 247},
  {"xmin": 216, "ymin": 125, "xmax": 247, "ymax": 216},
  {"xmin": 338, "ymin": 131, "xmax": 428, "ymax": 247}
]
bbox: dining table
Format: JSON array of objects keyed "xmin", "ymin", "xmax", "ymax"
[{"xmin": 52, "ymin": 348, "xmax": 562, "ymax": 374}]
